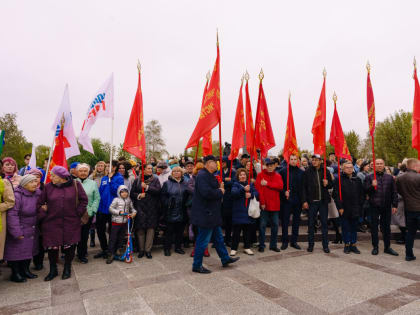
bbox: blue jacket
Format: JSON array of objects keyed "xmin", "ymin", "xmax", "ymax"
[
  {"xmin": 97, "ymin": 173, "xmax": 124, "ymax": 214},
  {"xmin": 231, "ymin": 181, "xmax": 257, "ymax": 225},
  {"xmin": 191, "ymin": 168, "xmax": 223, "ymax": 229}
]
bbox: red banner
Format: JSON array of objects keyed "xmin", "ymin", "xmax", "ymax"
[
  {"xmin": 367, "ymin": 71, "xmax": 376, "ymax": 137},
  {"xmin": 283, "ymin": 95, "xmax": 299, "ymax": 162},
  {"xmin": 329, "ymin": 102, "xmax": 352, "ymax": 161},
  {"xmin": 123, "ymin": 70, "xmax": 146, "ymax": 163},
  {"xmin": 229, "ymin": 79, "xmax": 245, "ymax": 160},
  {"xmin": 46, "ymin": 129, "xmax": 69, "ymax": 183},
  {"xmin": 312, "ymin": 76, "xmax": 326, "ymax": 155},
  {"xmin": 245, "ymin": 79, "xmax": 257, "ymax": 159}
]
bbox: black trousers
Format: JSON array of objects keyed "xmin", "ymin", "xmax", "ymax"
[
  {"xmin": 370, "ymin": 206, "xmax": 391, "ymax": 249},
  {"xmin": 77, "ymin": 216, "xmax": 94, "ymax": 258},
  {"xmin": 231, "ymin": 224, "xmax": 252, "ymax": 250},
  {"xmin": 164, "ymin": 222, "xmax": 184, "ymax": 250},
  {"xmin": 33, "ymin": 235, "xmax": 45, "ymax": 267},
  {"xmin": 281, "ymin": 202, "xmax": 302, "ymax": 245},
  {"xmin": 223, "ymin": 214, "xmax": 233, "ymax": 243},
  {"xmin": 108, "ymin": 224, "xmax": 127, "ymax": 255},
  {"xmin": 96, "ymin": 212, "xmax": 112, "ymax": 252},
  {"xmin": 405, "ymin": 211, "xmax": 420, "ymax": 257}
]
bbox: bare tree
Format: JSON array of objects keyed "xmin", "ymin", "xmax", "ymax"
[{"xmin": 145, "ymin": 120, "xmax": 168, "ymax": 160}]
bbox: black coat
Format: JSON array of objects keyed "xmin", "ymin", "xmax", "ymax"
[
  {"xmin": 302, "ymin": 166, "xmax": 333, "ymax": 205},
  {"xmin": 333, "ymin": 174, "xmax": 364, "ymax": 219},
  {"xmin": 217, "ymin": 168, "xmax": 236, "ymax": 217},
  {"xmin": 161, "ymin": 176, "xmax": 188, "ymax": 223},
  {"xmin": 191, "ymin": 168, "xmax": 223, "ymax": 229},
  {"xmin": 365, "ymin": 172, "xmax": 398, "ymax": 209},
  {"xmin": 279, "ymin": 165, "xmax": 304, "ymax": 205},
  {"xmin": 131, "ymin": 175, "xmax": 162, "ymax": 229}
]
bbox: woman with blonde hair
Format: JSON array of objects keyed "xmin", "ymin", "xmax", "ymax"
[{"xmin": 89, "ymin": 161, "xmax": 107, "ymax": 187}]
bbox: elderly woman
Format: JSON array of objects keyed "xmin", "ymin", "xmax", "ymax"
[
  {"xmin": 76, "ymin": 163, "xmax": 100, "ymax": 263},
  {"xmin": 2, "ymin": 157, "xmax": 22, "ymax": 189},
  {"xmin": 0, "ymin": 167, "xmax": 15, "ymax": 262},
  {"xmin": 89, "ymin": 161, "xmax": 107, "ymax": 187},
  {"xmin": 161, "ymin": 166, "xmax": 188, "ymax": 256},
  {"xmin": 131, "ymin": 164, "xmax": 161, "ymax": 259},
  {"xmin": 4, "ymin": 175, "xmax": 40, "ymax": 282},
  {"xmin": 37, "ymin": 166, "xmax": 88, "ymax": 281}
]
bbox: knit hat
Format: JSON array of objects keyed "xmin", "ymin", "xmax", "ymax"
[
  {"xmin": 19, "ymin": 174, "xmax": 37, "ymax": 188},
  {"xmin": 51, "ymin": 166, "xmax": 70, "ymax": 179},
  {"xmin": 25, "ymin": 168, "xmax": 43, "ymax": 177},
  {"xmin": 70, "ymin": 162, "xmax": 80, "ymax": 170}
]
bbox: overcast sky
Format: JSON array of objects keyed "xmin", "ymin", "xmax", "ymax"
[{"xmin": 1, "ymin": 0, "xmax": 419, "ymax": 157}]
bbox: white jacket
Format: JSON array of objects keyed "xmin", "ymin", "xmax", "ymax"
[{"xmin": 109, "ymin": 185, "xmax": 136, "ymax": 224}]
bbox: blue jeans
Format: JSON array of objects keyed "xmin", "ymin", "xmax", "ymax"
[
  {"xmin": 405, "ymin": 211, "xmax": 420, "ymax": 257},
  {"xmin": 308, "ymin": 202, "xmax": 329, "ymax": 248},
  {"xmin": 259, "ymin": 210, "xmax": 279, "ymax": 249},
  {"xmin": 193, "ymin": 226, "xmax": 230, "ymax": 269},
  {"xmin": 341, "ymin": 217, "xmax": 358, "ymax": 244}
]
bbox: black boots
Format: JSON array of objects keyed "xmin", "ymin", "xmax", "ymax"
[
  {"xmin": 9, "ymin": 261, "xmax": 26, "ymax": 283},
  {"xmin": 44, "ymin": 263, "xmax": 58, "ymax": 281},
  {"xmin": 22, "ymin": 259, "xmax": 38, "ymax": 279},
  {"xmin": 89, "ymin": 229, "xmax": 96, "ymax": 247},
  {"xmin": 62, "ymin": 263, "xmax": 71, "ymax": 280}
]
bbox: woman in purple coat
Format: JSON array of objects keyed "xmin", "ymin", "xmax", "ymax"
[
  {"xmin": 37, "ymin": 166, "xmax": 88, "ymax": 281},
  {"xmin": 4, "ymin": 174, "xmax": 41, "ymax": 283}
]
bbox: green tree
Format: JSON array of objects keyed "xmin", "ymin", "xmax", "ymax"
[
  {"xmin": 344, "ymin": 130, "xmax": 361, "ymax": 158},
  {"xmin": 359, "ymin": 132, "xmax": 373, "ymax": 160},
  {"xmin": 117, "ymin": 143, "xmax": 131, "ymax": 161},
  {"xmin": 35, "ymin": 145, "xmax": 51, "ymax": 168},
  {"xmin": 0, "ymin": 113, "xmax": 31, "ymax": 167},
  {"xmin": 67, "ymin": 138, "xmax": 110, "ymax": 167},
  {"xmin": 145, "ymin": 120, "xmax": 168, "ymax": 160},
  {"xmin": 375, "ymin": 110, "xmax": 417, "ymax": 165}
]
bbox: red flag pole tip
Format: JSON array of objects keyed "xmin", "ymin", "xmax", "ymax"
[
  {"xmin": 259, "ymin": 69, "xmax": 264, "ymax": 81},
  {"xmin": 245, "ymin": 70, "xmax": 250, "ymax": 81},
  {"xmin": 137, "ymin": 60, "xmax": 141, "ymax": 73},
  {"xmin": 366, "ymin": 61, "xmax": 371, "ymax": 73},
  {"xmin": 323, "ymin": 68, "xmax": 327, "ymax": 78}
]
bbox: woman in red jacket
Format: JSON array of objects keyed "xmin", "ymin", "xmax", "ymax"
[{"xmin": 255, "ymin": 158, "xmax": 283, "ymax": 253}]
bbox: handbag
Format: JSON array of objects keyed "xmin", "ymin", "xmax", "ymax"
[
  {"xmin": 248, "ymin": 196, "xmax": 261, "ymax": 219},
  {"xmin": 74, "ymin": 181, "xmax": 89, "ymax": 225}
]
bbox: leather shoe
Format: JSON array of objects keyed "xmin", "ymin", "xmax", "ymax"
[
  {"xmin": 281, "ymin": 243, "xmax": 288, "ymax": 250},
  {"xmin": 94, "ymin": 251, "xmax": 106, "ymax": 259},
  {"xmin": 222, "ymin": 257, "xmax": 240, "ymax": 267},
  {"xmin": 138, "ymin": 251, "xmax": 144, "ymax": 258},
  {"xmin": 323, "ymin": 248, "xmax": 330, "ymax": 254},
  {"xmin": 350, "ymin": 245, "xmax": 361, "ymax": 254},
  {"xmin": 371, "ymin": 247, "xmax": 379, "ymax": 255},
  {"xmin": 192, "ymin": 266, "xmax": 211, "ymax": 274},
  {"xmin": 258, "ymin": 247, "xmax": 264, "ymax": 253},
  {"xmin": 405, "ymin": 255, "xmax": 416, "ymax": 261},
  {"xmin": 269, "ymin": 247, "xmax": 281, "ymax": 252},
  {"xmin": 307, "ymin": 246, "xmax": 314, "ymax": 253},
  {"xmin": 344, "ymin": 246, "xmax": 351, "ymax": 254},
  {"xmin": 291, "ymin": 243, "xmax": 301, "ymax": 250},
  {"xmin": 78, "ymin": 257, "xmax": 88, "ymax": 264},
  {"xmin": 164, "ymin": 249, "xmax": 171, "ymax": 256},
  {"xmin": 145, "ymin": 252, "xmax": 152, "ymax": 259},
  {"xmin": 175, "ymin": 249, "xmax": 185, "ymax": 255},
  {"xmin": 384, "ymin": 248, "xmax": 399, "ymax": 256}
]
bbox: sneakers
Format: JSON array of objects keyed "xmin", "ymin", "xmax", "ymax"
[
  {"xmin": 244, "ymin": 249, "xmax": 254, "ymax": 255},
  {"xmin": 230, "ymin": 250, "xmax": 237, "ymax": 256}
]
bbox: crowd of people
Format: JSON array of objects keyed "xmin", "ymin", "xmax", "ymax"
[{"xmin": 0, "ymin": 151, "xmax": 419, "ymax": 281}]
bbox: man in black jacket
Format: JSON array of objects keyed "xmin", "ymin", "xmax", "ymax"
[
  {"xmin": 302, "ymin": 154, "xmax": 333, "ymax": 253},
  {"xmin": 365, "ymin": 159, "xmax": 399, "ymax": 256},
  {"xmin": 279, "ymin": 154, "xmax": 304, "ymax": 250},
  {"xmin": 190, "ymin": 155, "xmax": 239, "ymax": 274},
  {"xmin": 396, "ymin": 158, "xmax": 420, "ymax": 261},
  {"xmin": 333, "ymin": 161, "xmax": 364, "ymax": 254}
]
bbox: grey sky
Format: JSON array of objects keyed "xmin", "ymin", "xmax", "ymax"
[{"xmin": 1, "ymin": 0, "xmax": 419, "ymax": 157}]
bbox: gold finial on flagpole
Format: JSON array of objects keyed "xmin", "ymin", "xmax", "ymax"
[
  {"xmin": 289, "ymin": 90, "xmax": 291, "ymax": 100},
  {"xmin": 137, "ymin": 60, "xmax": 141, "ymax": 73},
  {"xmin": 245, "ymin": 70, "xmax": 250, "ymax": 82},
  {"xmin": 241, "ymin": 74, "xmax": 245, "ymax": 85},
  {"xmin": 366, "ymin": 60, "xmax": 371, "ymax": 73},
  {"xmin": 414, "ymin": 57, "xmax": 417, "ymax": 70},
  {"xmin": 323, "ymin": 68, "xmax": 327, "ymax": 78},
  {"xmin": 259, "ymin": 69, "xmax": 264, "ymax": 82},
  {"xmin": 216, "ymin": 28, "xmax": 219, "ymax": 46},
  {"xmin": 333, "ymin": 91, "xmax": 337, "ymax": 103},
  {"xmin": 206, "ymin": 70, "xmax": 211, "ymax": 81}
]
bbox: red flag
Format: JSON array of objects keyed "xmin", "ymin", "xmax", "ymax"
[
  {"xmin": 46, "ymin": 128, "xmax": 68, "ymax": 183},
  {"xmin": 186, "ymin": 43, "xmax": 221, "ymax": 149},
  {"xmin": 123, "ymin": 68, "xmax": 146, "ymax": 163},
  {"xmin": 367, "ymin": 69, "xmax": 376, "ymax": 137},
  {"xmin": 329, "ymin": 100, "xmax": 352, "ymax": 161},
  {"xmin": 412, "ymin": 62, "xmax": 420, "ymax": 158},
  {"xmin": 312, "ymin": 75, "xmax": 326, "ymax": 155},
  {"xmin": 229, "ymin": 78, "xmax": 245, "ymax": 160},
  {"xmin": 283, "ymin": 95, "xmax": 299, "ymax": 163},
  {"xmin": 202, "ymin": 132, "xmax": 213, "ymax": 156},
  {"xmin": 254, "ymin": 73, "xmax": 275, "ymax": 158},
  {"xmin": 245, "ymin": 77, "xmax": 257, "ymax": 159}
]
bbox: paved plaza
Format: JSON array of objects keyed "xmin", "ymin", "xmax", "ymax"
[{"xmin": 0, "ymin": 240, "xmax": 419, "ymax": 315}]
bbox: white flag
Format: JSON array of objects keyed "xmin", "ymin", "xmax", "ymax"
[
  {"xmin": 28, "ymin": 145, "xmax": 37, "ymax": 170},
  {"xmin": 52, "ymin": 84, "xmax": 80, "ymax": 159},
  {"xmin": 78, "ymin": 73, "xmax": 114, "ymax": 154}
]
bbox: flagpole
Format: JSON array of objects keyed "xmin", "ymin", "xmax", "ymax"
[
  {"xmin": 216, "ymin": 30, "xmax": 223, "ymax": 183},
  {"xmin": 338, "ymin": 161, "xmax": 342, "ymax": 200},
  {"xmin": 414, "ymin": 57, "xmax": 420, "ymax": 160},
  {"xmin": 323, "ymin": 68, "xmax": 327, "ymax": 181},
  {"xmin": 44, "ymin": 132, "xmax": 56, "ymax": 184},
  {"xmin": 109, "ymin": 116, "xmax": 114, "ymax": 182},
  {"xmin": 194, "ymin": 142, "xmax": 199, "ymax": 165}
]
